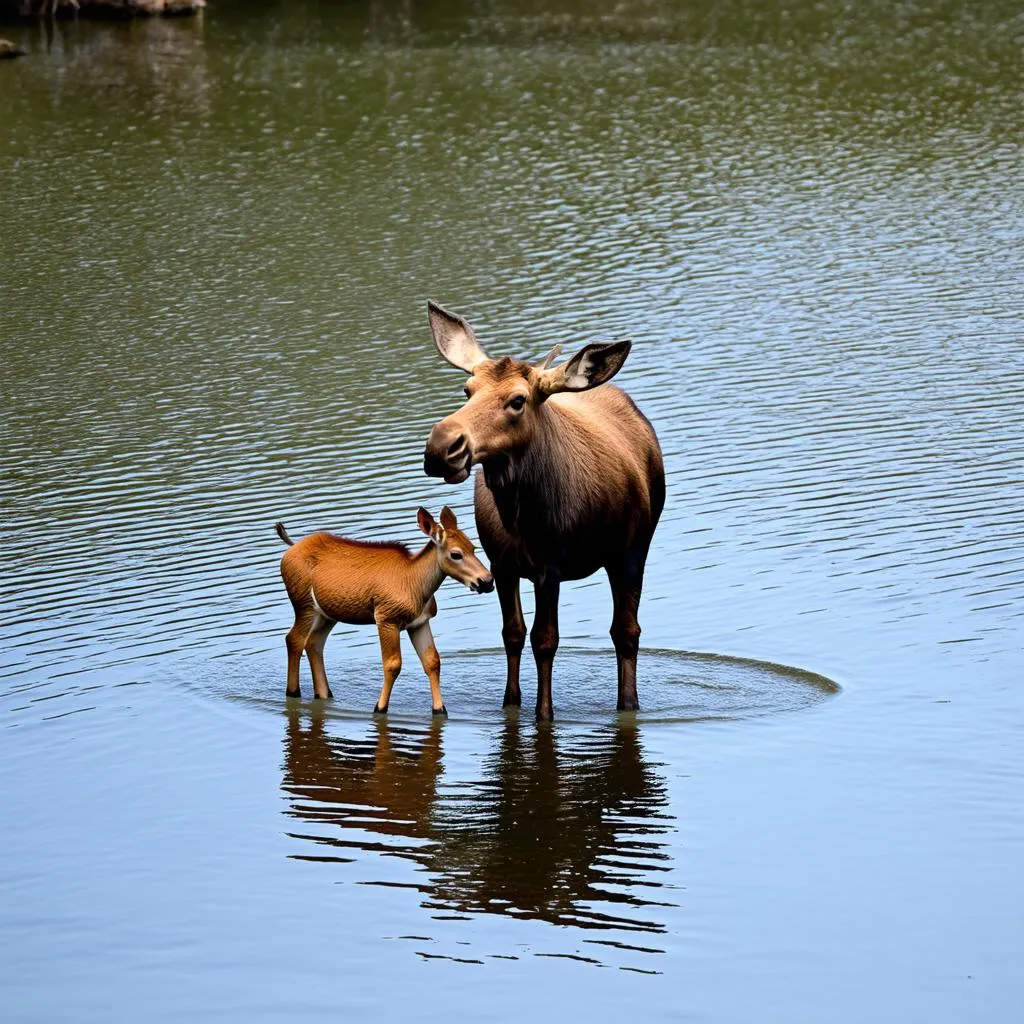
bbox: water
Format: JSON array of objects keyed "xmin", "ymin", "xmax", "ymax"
[{"xmin": 1, "ymin": 0, "xmax": 1022, "ymax": 1019}]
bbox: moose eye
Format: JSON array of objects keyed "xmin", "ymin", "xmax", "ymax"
[
  {"xmin": 450, "ymin": 550, "xmax": 464, "ymax": 561},
  {"xmin": 508, "ymin": 395, "xmax": 527, "ymax": 412},
  {"xmin": 463, "ymin": 387, "xmax": 471, "ymax": 398}
]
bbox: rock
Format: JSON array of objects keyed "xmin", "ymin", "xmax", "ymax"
[
  {"xmin": 0, "ymin": 39, "xmax": 28, "ymax": 58},
  {"xmin": 0, "ymin": 0, "xmax": 205, "ymax": 18},
  {"xmin": 79, "ymin": 0, "xmax": 206, "ymax": 13}
]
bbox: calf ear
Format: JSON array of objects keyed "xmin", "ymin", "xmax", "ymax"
[
  {"xmin": 428, "ymin": 300, "xmax": 490, "ymax": 372},
  {"xmin": 417, "ymin": 507, "xmax": 436, "ymax": 536},
  {"xmin": 537, "ymin": 339, "xmax": 632, "ymax": 395},
  {"xmin": 439, "ymin": 506, "xmax": 458, "ymax": 531}
]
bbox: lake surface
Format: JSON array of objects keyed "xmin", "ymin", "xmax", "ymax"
[{"xmin": 1, "ymin": 1, "xmax": 1022, "ymax": 1019}]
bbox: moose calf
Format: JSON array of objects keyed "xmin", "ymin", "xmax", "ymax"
[{"xmin": 276, "ymin": 507, "xmax": 493, "ymax": 715}]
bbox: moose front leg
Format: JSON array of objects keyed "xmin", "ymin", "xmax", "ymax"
[
  {"xmin": 531, "ymin": 572, "xmax": 561, "ymax": 721},
  {"xmin": 496, "ymin": 572, "xmax": 526, "ymax": 708},
  {"xmin": 607, "ymin": 559, "xmax": 645, "ymax": 712}
]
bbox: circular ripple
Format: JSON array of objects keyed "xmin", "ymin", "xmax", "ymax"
[{"xmin": 191, "ymin": 647, "xmax": 839, "ymax": 725}]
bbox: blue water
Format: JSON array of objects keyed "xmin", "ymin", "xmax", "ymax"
[{"xmin": 2, "ymin": 2, "xmax": 1022, "ymax": 1020}]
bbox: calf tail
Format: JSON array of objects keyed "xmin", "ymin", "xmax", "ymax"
[{"xmin": 275, "ymin": 522, "xmax": 295, "ymax": 546}]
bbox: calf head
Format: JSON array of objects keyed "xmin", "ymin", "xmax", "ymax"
[{"xmin": 417, "ymin": 505, "xmax": 494, "ymax": 593}]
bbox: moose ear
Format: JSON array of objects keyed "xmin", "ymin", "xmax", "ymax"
[
  {"xmin": 417, "ymin": 507, "xmax": 435, "ymax": 536},
  {"xmin": 439, "ymin": 506, "xmax": 458, "ymax": 531},
  {"xmin": 537, "ymin": 339, "xmax": 632, "ymax": 396},
  {"xmin": 427, "ymin": 300, "xmax": 490, "ymax": 373}
]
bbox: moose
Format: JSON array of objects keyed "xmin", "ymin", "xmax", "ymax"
[
  {"xmin": 276, "ymin": 507, "xmax": 493, "ymax": 715},
  {"xmin": 422, "ymin": 301, "xmax": 664, "ymax": 720}
]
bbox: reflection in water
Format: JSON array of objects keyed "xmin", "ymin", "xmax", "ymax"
[
  {"xmin": 22, "ymin": 14, "xmax": 210, "ymax": 114},
  {"xmin": 281, "ymin": 711, "xmax": 674, "ymax": 941},
  {"xmin": 429, "ymin": 718, "xmax": 674, "ymax": 934},
  {"xmin": 283, "ymin": 710, "xmax": 444, "ymax": 864}
]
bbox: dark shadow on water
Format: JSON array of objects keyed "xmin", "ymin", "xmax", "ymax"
[
  {"xmin": 427, "ymin": 715, "xmax": 675, "ymax": 933},
  {"xmin": 281, "ymin": 709, "xmax": 675, "ymax": 939}
]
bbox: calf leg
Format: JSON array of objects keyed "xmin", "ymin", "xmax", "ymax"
[
  {"xmin": 408, "ymin": 621, "xmax": 446, "ymax": 716},
  {"xmin": 373, "ymin": 620, "xmax": 403, "ymax": 714},
  {"xmin": 304, "ymin": 618, "xmax": 337, "ymax": 700},
  {"xmin": 496, "ymin": 573, "xmax": 526, "ymax": 708},
  {"xmin": 285, "ymin": 607, "xmax": 317, "ymax": 698},
  {"xmin": 607, "ymin": 558, "xmax": 646, "ymax": 712},
  {"xmin": 531, "ymin": 572, "xmax": 560, "ymax": 722}
]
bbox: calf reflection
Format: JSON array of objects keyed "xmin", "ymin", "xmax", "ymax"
[
  {"xmin": 281, "ymin": 711, "xmax": 674, "ymax": 933},
  {"xmin": 282, "ymin": 710, "xmax": 443, "ymax": 863}
]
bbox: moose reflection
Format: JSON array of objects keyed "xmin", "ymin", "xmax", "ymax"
[{"xmin": 281, "ymin": 710, "xmax": 675, "ymax": 934}]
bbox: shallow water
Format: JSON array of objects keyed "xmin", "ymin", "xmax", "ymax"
[
  {"xmin": 2, "ymin": 0, "xmax": 1023, "ymax": 1020},
  {"xmin": 202, "ymin": 647, "xmax": 837, "ymax": 723}
]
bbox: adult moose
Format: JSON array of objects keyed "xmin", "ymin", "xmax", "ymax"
[{"xmin": 423, "ymin": 301, "xmax": 664, "ymax": 720}]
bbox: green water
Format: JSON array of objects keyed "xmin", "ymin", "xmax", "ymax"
[{"xmin": 1, "ymin": 1, "xmax": 1022, "ymax": 1020}]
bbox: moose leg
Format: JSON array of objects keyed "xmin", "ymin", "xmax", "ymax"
[
  {"xmin": 531, "ymin": 572, "xmax": 561, "ymax": 721},
  {"xmin": 304, "ymin": 618, "xmax": 337, "ymax": 700},
  {"xmin": 373, "ymin": 620, "xmax": 403, "ymax": 714},
  {"xmin": 408, "ymin": 621, "xmax": 446, "ymax": 716},
  {"xmin": 607, "ymin": 559, "xmax": 645, "ymax": 712},
  {"xmin": 496, "ymin": 572, "xmax": 526, "ymax": 708}
]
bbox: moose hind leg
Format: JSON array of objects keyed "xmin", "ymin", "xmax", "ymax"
[
  {"xmin": 496, "ymin": 573, "xmax": 526, "ymax": 708},
  {"xmin": 608, "ymin": 560, "xmax": 645, "ymax": 712}
]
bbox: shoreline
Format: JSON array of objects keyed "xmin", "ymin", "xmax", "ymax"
[{"xmin": 1, "ymin": 0, "xmax": 204, "ymax": 21}]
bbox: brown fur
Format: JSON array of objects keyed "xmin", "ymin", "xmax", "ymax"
[
  {"xmin": 423, "ymin": 301, "xmax": 664, "ymax": 719},
  {"xmin": 276, "ymin": 508, "xmax": 492, "ymax": 714}
]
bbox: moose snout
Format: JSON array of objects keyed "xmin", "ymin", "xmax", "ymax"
[
  {"xmin": 424, "ymin": 422, "xmax": 472, "ymax": 483},
  {"xmin": 476, "ymin": 574, "xmax": 495, "ymax": 594}
]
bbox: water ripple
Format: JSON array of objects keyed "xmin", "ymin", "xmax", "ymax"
[{"xmin": 2, "ymin": 0, "xmax": 1021, "ymax": 717}]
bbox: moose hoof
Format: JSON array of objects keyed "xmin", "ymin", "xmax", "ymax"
[
  {"xmin": 432, "ymin": 705, "xmax": 448, "ymax": 718},
  {"xmin": 285, "ymin": 689, "xmax": 301, "ymax": 700},
  {"xmin": 373, "ymin": 703, "xmax": 388, "ymax": 715},
  {"xmin": 535, "ymin": 707, "xmax": 555, "ymax": 723},
  {"xmin": 617, "ymin": 697, "xmax": 640, "ymax": 712}
]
